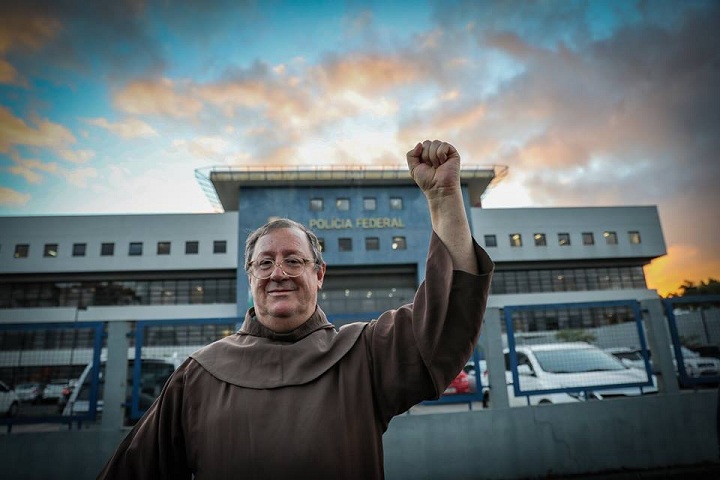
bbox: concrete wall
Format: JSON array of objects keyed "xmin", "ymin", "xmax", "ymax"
[{"xmin": 1, "ymin": 390, "xmax": 717, "ymax": 480}]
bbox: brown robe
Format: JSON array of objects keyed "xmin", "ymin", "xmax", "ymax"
[{"xmin": 98, "ymin": 234, "xmax": 493, "ymax": 479}]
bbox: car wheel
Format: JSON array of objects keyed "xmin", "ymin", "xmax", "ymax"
[
  {"xmin": 538, "ymin": 399, "xmax": 553, "ymax": 405},
  {"xmin": 7, "ymin": 401, "xmax": 19, "ymax": 417},
  {"xmin": 482, "ymin": 392, "xmax": 490, "ymax": 409}
]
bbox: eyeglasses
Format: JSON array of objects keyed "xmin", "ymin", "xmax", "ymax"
[{"xmin": 248, "ymin": 256, "xmax": 315, "ymax": 279}]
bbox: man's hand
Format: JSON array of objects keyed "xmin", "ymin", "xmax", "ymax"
[
  {"xmin": 407, "ymin": 139, "xmax": 478, "ymax": 273},
  {"xmin": 406, "ymin": 140, "xmax": 461, "ymax": 197}
]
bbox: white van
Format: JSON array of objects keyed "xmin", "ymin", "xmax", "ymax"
[{"xmin": 62, "ymin": 354, "xmax": 182, "ymax": 425}]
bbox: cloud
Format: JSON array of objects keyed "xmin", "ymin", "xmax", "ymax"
[
  {"xmin": 113, "ymin": 78, "xmax": 204, "ymax": 118},
  {"xmin": 0, "ymin": 58, "xmax": 20, "ymax": 85},
  {"xmin": 0, "ymin": 187, "xmax": 31, "ymax": 207},
  {"xmin": 61, "ymin": 166, "xmax": 98, "ymax": 188},
  {"xmin": 310, "ymin": 53, "xmax": 422, "ymax": 95},
  {"xmin": 85, "ymin": 117, "xmax": 158, "ymax": 139},
  {"xmin": 171, "ymin": 136, "xmax": 231, "ymax": 161},
  {"xmin": 57, "ymin": 148, "xmax": 95, "ymax": 164},
  {"xmin": 0, "ymin": 106, "xmax": 76, "ymax": 153}
]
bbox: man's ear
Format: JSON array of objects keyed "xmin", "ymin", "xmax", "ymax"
[{"xmin": 316, "ymin": 263, "xmax": 327, "ymax": 289}]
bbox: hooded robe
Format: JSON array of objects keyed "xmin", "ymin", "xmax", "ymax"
[{"xmin": 98, "ymin": 233, "xmax": 493, "ymax": 479}]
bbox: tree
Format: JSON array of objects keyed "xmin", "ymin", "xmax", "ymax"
[
  {"xmin": 668, "ymin": 278, "xmax": 720, "ymax": 297},
  {"xmin": 555, "ymin": 329, "xmax": 596, "ymax": 343}
]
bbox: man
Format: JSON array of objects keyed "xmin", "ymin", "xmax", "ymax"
[{"xmin": 98, "ymin": 140, "xmax": 494, "ymax": 479}]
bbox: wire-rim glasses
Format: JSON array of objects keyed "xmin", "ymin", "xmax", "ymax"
[{"xmin": 248, "ymin": 256, "xmax": 315, "ymax": 279}]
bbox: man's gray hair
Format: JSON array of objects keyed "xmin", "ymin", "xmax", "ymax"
[{"xmin": 244, "ymin": 218, "xmax": 325, "ymax": 272}]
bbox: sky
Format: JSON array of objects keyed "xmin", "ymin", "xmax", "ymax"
[{"xmin": 0, "ymin": 0, "xmax": 718, "ymax": 296}]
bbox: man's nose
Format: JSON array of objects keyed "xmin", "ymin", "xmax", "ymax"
[{"xmin": 268, "ymin": 263, "xmax": 287, "ymax": 280}]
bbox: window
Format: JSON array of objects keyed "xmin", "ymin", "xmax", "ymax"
[
  {"xmin": 509, "ymin": 233, "xmax": 522, "ymax": 247},
  {"xmin": 213, "ymin": 240, "xmax": 227, "ymax": 254},
  {"xmin": 336, "ymin": 198, "xmax": 350, "ymax": 211},
  {"xmin": 310, "ymin": 198, "xmax": 324, "ymax": 212},
  {"xmin": 14, "ymin": 244, "xmax": 29, "ymax": 258},
  {"xmin": 129, "ymin": 242, "xmax": 143, "ymax": 256},
  {"xmin": 582, "ymin": 232, "xmax": 594, "ymax": 246},
  {"xmin": 157, "ymin": 242, "xmax": 171, "ymax": 255},
  {"xmin": 392, "ymin": 236, "xmax": 407, "ymax": 250},
  {"xmin": 534, "ymin": 233, "xmax": 547, "ymax": 246},
  {"xmin": 72, "ymin": 243, "xmax": 86, "ymax": 257},
  {"xmin": 390, "ymin": 197, "xmax": 403, "ymax": 210},
  {"xmin": 363, "ymin": 197, "xmax": 377, "ymax": 211},
  {"xmin": 185, "ymin": 241, "xmax": 199, "ymax": 254},
  {"xmin": 628, "ymin": 231, "xmax": 641, "ymax": 244},
  {"xmin": 365, "ymin": 237, "xmax": 380, "ymax": 250},
  {"xmin": 44, "ymin": 244, "xmax": 58, "ymax": 257},
  {"xmin": 558, "ymin": 233, "xmax": 571, "ymax": 246},
  {"xmin": 101, "ymin": 243, "xmax": 115, "ymax": 256},
  {"xmin": 603, "ymin": 231, "xmax": 618, "ymax": 245},
  {"xmin": 484, "ymin": 235, "xmax": 497, "ymax": 248},
  {"xmin": 338, "ymin": 238, "xmax": 353, "ymax": 252}
]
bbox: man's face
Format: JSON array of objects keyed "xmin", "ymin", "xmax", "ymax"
[{"xmin": 248, "ymin": 227, "xmax": 326, "ymax": 333}]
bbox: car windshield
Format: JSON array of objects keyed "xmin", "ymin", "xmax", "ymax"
[
  {"xmin": 680, "ymin": 346, "xmax": 699, "ymax": 358},
  {"xmin": 533, "ymin": 348, "xmax": 627, "ymax": 373}
]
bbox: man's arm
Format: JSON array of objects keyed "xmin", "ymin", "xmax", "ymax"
[{"xmin": 406, "ymin": 140, "xmax": 478, "ymax": 274}]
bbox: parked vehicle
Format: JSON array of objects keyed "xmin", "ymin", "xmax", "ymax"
[
  {"xmin": 606, "ymin": 345, "xmax": 720, "ymax": 379},
  {"xmin": 63, "ymin": 356, "xmax": 181, "ymax": 425},
  {"xmin": 463, "ymin": 358, "xmax": 583, "ymax": 407},
  {"xmin": 43, "ymin": 379, "xmax": 71, "ymax": 403},
  {"xmin": 443, "ymin": 370, "xmax": 471, "ymax": 395},
  {"xmin": 14, "ymin": 382, "xmax": 44, "ymax": 404},
  {"xmin": 511, "ymin": 342, "xmax": 657, "ymax": 400},
  {"xmin": 0, "ymin": 380, "xmax": 19, "ymax": 417}
]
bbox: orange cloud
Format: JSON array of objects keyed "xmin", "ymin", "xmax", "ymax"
[
  {"xmin": 113, "ymin": 78, "xmax": 203, "ymax": 118},
  {"xmin": 85, "ymin": 117, "xmax": 158, "ymax": 139},
  {"xmin": 0, "ymin": 10, "xmax": 60, "ymax": 85},
  {"xmin": 0, "ymin": 106, "xmax": 75, "ymax": 153},
  {"xmin": 0, "ymin": 186, "xmax": 31, "ymax": 207},
  {"xmin": 311, "ymin": 54, "xmax": 421, "ymax": 94}
]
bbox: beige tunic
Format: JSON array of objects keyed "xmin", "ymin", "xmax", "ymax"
[{"xmin": 98, "ymin": 234, "xmax": 493, "ymax": 479}]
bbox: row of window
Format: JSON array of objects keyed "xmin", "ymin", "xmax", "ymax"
[
  {"xmin": 0, "ymin": 322, "xmax": 237, "ymax": 351},
  {"xmin": 319, "ymin": 236, "xmax": 407, "ymax": 252},
  {"xmin": 9, "ymin": 240, "xmax": 228, "ymax": 259},
  {"xmin": 310, "ymin": 196, "xmax": 403, "ymax": 212},
  {"xmin": 490, "ymin": 266, "xmax": 646, "ymax": 295},
  {"xmin": 6, "ymin": 235, "xmax": 408, "ymax": 261},
  {"xmin": 0, "ymin": 278, "xmax": 237, "ymax": 309},
  {"xmin": 508, "ymin": 305, "xmax": 635, "ymax": 333},
  {"xmin": 485, "ymin": 231, "xmax": 641, "ymax": 248}
]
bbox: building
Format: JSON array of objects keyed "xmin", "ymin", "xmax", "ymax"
[{"xmin": 0, "ymin": 165, "xmax": 666, "ymax": 382}]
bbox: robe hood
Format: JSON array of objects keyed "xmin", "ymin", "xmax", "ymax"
[{"xmin": 190, "ymin": 307, "xmax": 367, "ymax": 389}]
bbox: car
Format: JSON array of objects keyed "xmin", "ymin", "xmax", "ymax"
[
  {"xmin": 464, "ymin": 358, "xmax": 582, "ymax": 407},
  {"xmin": 606, "ymin": 345, "xmax": 720, "ymax": 380},
  {"xmin": 42, "ymin": 379, "xmax": 72, "ymax": 403},
  {"xmin": 510, "ymin": 342, "xmax": 657, "ymax": 401},
  {"xmin": 443, "ymin": 370, "xmax": 471, "ymax": 395},
  {"xmin": 0, "ymin": 380, "xmax": 20, "ymax": 417},
  {"xmin": 63, "ymin": 356, "xmax": 181, "ymax": 425},
  {"xmin": 14, "ymin": 382, "xmax": 45, "ymax": 404},
  {"xmin": 673, "ymin": 346, "xmax": 720, "ymax": 378}
]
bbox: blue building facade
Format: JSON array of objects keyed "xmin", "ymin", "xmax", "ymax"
[{"xmin": 227, "ymin": 172, "xmax": 478, "ymax": 325}]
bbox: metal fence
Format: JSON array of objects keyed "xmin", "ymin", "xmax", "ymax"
[
  {"xmin": 504, "ymin": 300, "xmax": 656, "ymax": 403},
  {"xmin": 0, "ymin": 322, "xmax": 104, "ymax": 430},
  {"xmin": 663, "ymin": 294, "xmax": 720, "ymax": 387},
  {"xmin": 2, "ymin": 297, "xmax": 719, "ymax": 428}
]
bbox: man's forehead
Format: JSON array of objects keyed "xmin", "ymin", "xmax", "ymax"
[{"xmin": 254, "ymin": 227, "xmax": 311, "ymax": 254}]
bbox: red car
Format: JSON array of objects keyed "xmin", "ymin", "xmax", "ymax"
[{"xmin": 443, "ymin": 370, "xmax": 471, "ymax": 395}]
